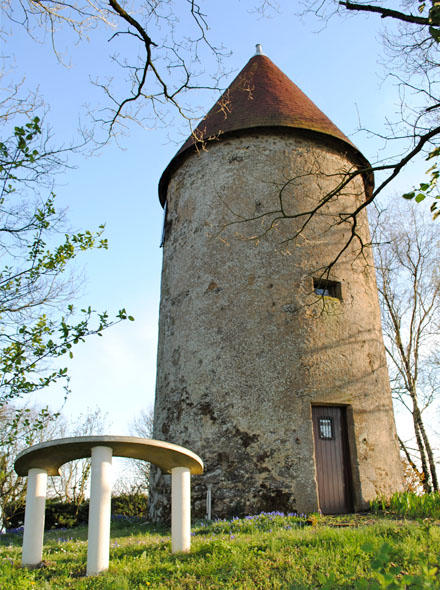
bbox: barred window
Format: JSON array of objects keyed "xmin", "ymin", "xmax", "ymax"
[{"xmin": 318, "ymin": 417, "xmax": 334, "ymax": 440}]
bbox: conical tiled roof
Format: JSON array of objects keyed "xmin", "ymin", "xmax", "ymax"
[{"xmin": 159, "ymin": 53, "xmax": 372, "ymax": 205}]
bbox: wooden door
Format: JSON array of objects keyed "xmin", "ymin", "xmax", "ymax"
[{"xmin": 312, "ymin": 406, "xmax": 353, "ymax": 514}]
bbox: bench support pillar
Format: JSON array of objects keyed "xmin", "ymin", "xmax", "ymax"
[
  {"xmin": 171, "ymin": 466, "xmax": 191, "ymax": 552},
  {"xmin": 87, "ymin": 445, "xmax": 113, "ymax": 576},
  {"xmin": 22, "ymin": 467, "xmax": 47, "ymax": 567}
]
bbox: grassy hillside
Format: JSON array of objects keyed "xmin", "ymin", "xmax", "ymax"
[{"xmin": 1, "ymin": 511, "xmax": 439, "ymax": 589}]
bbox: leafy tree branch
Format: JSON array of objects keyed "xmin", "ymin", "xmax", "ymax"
[{"xmin": 0, "ymin": 106, "xmax": 132, "ymax": 436}]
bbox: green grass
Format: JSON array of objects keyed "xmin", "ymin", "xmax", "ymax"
[
  {"xmin": 1, "ymin": 511, "xmax": 439, "ymax": 589},
  {"xmin": 370, "ymin": 491, "xmax": 440, "ymax": 520}
]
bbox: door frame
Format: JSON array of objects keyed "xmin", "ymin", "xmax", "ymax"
[{"xmin": 311, "ymin": 404, "xmax": 354, "ymax": 514}]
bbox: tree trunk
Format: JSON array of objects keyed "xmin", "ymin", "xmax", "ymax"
[
  {"xmin": 412, "ymin": 410, "xmax": 432, "ymax": 493},
  {"xmin": 416, "ymin": 409, "xmax": 439, "ymax": 491},
  {"xmin": 398, "ymin": 436, "xmax": 419, "ymax": 473},
  {"xmin": 408, "ymin": 379, "xmax": 438, "ymax": 491}
]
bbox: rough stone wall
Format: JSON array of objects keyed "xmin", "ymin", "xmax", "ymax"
[{"xmin": 149, "ymin": 130, "xmax": 403, "ymax": 521}]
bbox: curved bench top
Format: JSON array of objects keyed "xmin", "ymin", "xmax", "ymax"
[{"xmin": 14, "ymin": 436, "xmax": 204, "ymax": 476}]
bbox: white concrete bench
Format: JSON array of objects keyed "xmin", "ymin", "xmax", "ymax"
[{"xmin": 14, "ymin": 436, "xmax": 203, "ymax": 576}]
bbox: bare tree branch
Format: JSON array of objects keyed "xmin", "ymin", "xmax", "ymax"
[{"xmin": 340, "ymin": 1, "xmax": 431, "ymax": 26}]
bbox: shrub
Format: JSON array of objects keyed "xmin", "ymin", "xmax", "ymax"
[
  {"xmin": 111, "ymin": 493, "xmax": 148, "ymax": 518},
  {"xmin": 3, "ymin": 498, "xmax": 89, "ymax": 530},
  {"xmin": 2, "ymin": 498, "xmax": 25, "ymax": 530},
  {"xmin": 44, "ymin": 499, "xmax": 89, "ymax": 529},
  {"xmin": 3, "ymin": 492, "xmax": 149, "ymax": 532}
]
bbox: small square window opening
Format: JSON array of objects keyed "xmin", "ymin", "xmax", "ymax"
[{"xmin": 313, "ymin": 278, "xmax": 342, "ymax": 300}]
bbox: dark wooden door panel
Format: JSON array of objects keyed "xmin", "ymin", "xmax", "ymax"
[{"xmin": 312, "ymin": 406, "xmax": 352, "ymax": 514}]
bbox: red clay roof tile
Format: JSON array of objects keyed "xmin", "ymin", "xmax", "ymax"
[
  {"xmin": 159, "ymin": 53, "xmax": 371, "ymax": 205},
  {"xmin": 178, "ymin": 54, "xmax": 355, "ymax": 153}
]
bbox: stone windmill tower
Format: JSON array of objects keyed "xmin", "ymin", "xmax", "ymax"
[{"xmin": 149, "ymin": 47, "xmax": 403, "ymax": 519}]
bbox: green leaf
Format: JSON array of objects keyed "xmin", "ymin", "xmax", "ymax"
[
  {"xmin": 428, "ymin": 147, "xmax": 440, "ymax": 159},
  {"xmin": 415, "ymin": 193, "xmax": 426, "ymax": 203},
  {"xmin": 429, "ymin": 25, "xmax": 440, "ymax": 42},
  {"xmin": 402, "ymin": 192, "xmax": 415, "ymax": 200}
]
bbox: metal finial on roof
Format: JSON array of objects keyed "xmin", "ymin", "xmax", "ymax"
[{"xmin": 255, "ymin": 44, "xmax": 264, "ymax": 55}]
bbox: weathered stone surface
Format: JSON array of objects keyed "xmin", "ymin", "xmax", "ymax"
[{"xmin": 149, "ymin": 130, "xmax": 403, "ymax": 521}]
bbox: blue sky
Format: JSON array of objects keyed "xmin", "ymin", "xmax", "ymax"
[{"xmin": 4, "ymin": 1, "xmax": 428, "ymax": 433}]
